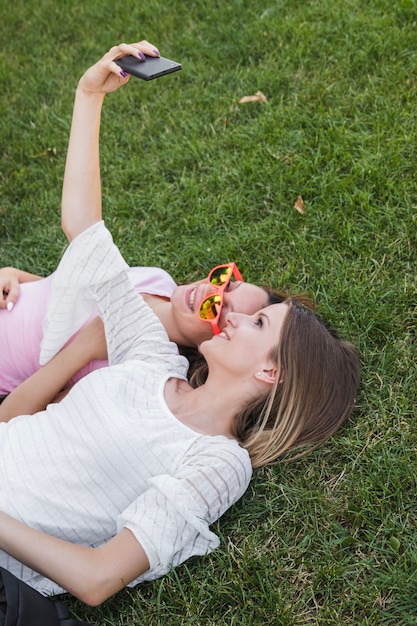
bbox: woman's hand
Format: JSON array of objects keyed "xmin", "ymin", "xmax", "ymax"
[
  {"xmin": 0, "ymin": 267, "xmax": 42, "ymax": 310},
  {"xmin": 77, "ymin": 40, "xmax": 161, "ymax": 96},
  {"xmin": 0, "ymin": 268, "xmax": 19, "ymax": 310}
]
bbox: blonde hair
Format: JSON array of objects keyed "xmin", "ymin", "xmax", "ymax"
[
  {"xmin": 235, "ymin": 299, "xmax": 360, "ymax": 468},
  {"xmin": 184, "ymin": 297, "xmax": 360, "ymax": 469}
]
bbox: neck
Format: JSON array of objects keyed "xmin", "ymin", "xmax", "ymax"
[
  {"xmin": 166, "ymin": 372, "xmax": 257, "ymax": 439},
  {"xmin": 142, "ymin": 295, "xmax": 193, "ymax": 346}
]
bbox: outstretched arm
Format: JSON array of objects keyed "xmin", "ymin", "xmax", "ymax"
[
  {"xmin": 0, "ymin": 316, "xmax": 107, "ymax": 421},
  {"xmin": 0, "ymin": 514, "xmax": 149, "ymax": 606},
  {"xmin": 61, "ymin": 41, "xmax": 160, "ymax": 242}
]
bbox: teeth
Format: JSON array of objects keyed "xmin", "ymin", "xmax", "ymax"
[{"xmin": 189, "ymin": 288, "xmax": 196, "ymax": 311}]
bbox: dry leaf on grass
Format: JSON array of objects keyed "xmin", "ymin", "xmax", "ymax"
[
  {"xmin": 294, "ymin": 195, "xmax": 306, "ymax": 214},
  {"xmin": 238, "ymin": 91, "xmax": 267, "ymax": 104}
]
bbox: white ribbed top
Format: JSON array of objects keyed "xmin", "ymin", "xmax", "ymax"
[{"xmin": 0, "ymin": 222, "xmax": 252, "ymax": 596}]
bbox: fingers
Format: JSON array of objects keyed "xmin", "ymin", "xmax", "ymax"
[
  {"xmin": 0, "ymin": 279, "xmax": 19, "ymax": 311},
  {"xmin": 80, "ymin": 40, "xmax": 162, "ymax": 88},
  {"xmin": 131, "ymin": 40, "xmax": 161, "ymax": 58},
  {"xmin": 111, "ymin": 41, "xmax": 161, "ymax": 61},
  {"xmin": 108, "ymin": 40, "xmax": 161, "ymax": 77}
]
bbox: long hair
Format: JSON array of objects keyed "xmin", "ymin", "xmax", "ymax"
[
  {"xmin": 234, "ymin": 299, "xmax": 360, "ymax": 468},
  {"xmin": 181, "ymin": 287, "xmax": 314, "ymax": 387},
  {"xmin": 182, "ymin": 295, "xmax": 359, "ymax": 469}
]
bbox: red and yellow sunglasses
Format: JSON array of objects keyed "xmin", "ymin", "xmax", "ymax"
[{"xmin": 198, "ymin": 263, "xmax": 243, "ymax": 335}]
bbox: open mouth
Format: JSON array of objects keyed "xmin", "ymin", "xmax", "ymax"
[{"xmin": 188, "ymin": 287, "xmax": 197, "ymax": 312}]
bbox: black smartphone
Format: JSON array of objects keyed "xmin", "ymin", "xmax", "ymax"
[{"xmin": 115, "ymin": 55, "xmax": 182, "ymax": 81}]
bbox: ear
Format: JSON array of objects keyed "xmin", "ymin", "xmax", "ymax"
[
  {"xmin": 254, "ymin": 366, "xmax": 284, "ymax": 386},
  {"xmin": 254, "ymin": 367, "xmax": 277, "ymax": 386}
]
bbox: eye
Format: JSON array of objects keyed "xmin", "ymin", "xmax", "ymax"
[
  {"xmin": 225, "ymin": 279, "xmax": 240, "ymax": 293},
  {"xmin": 255, "ymin": 316, "xmax": 264, "ymax": 328}
]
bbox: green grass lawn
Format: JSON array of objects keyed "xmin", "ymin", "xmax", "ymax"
[{"xmin": 1, "ymin": 0, "xmax": 416, "ymax": 624}]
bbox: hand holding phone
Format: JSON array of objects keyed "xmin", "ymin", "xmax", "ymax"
[{"xmin": 115, "ymin": 55, "xmax": 182, "ymax": 81}]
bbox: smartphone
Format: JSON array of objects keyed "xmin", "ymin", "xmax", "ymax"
[{"xmin": 115, "ymin": 55, "xmax": 182, "ymax": 81}]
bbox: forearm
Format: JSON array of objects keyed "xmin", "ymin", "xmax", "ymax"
[
  {"xmin": 0, "ymin": 511, "xmax": 95, "ymax": 600},
  {"xmin": 0, "ymin": 513, "xmax": 149, "ymax": 606},
  {"xmin": 61, "ymin": 88, "xmax": 104, "ymax": 242},
  {"xmin": 61, "ymin": 41, "xmax": 161, "ymax": 242},
  {"xmin": 1, "ymin": 267, "xmax": 43, "ymax": 283},
  {"xmin": 0, "ymin": 333, "xmax": 95, "ymax": 421},
  {"xmin": 61, "ymin": 41, "xmax": 162, "ymax": 242}
]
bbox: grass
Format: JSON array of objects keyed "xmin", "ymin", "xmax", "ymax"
[{"xmin": 1, "ymin": 0, "xmax": 417, "ymax": 623}]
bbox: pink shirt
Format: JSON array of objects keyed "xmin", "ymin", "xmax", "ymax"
[{"xmin": 0, "ymin": 267, "xmax": 176, "ymax": 395}]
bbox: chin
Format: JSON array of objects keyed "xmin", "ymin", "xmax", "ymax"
[
  {"xmin": 198, "ymin": 338, "xmax": 211, "ymax": 355},
  {"xmin": 197, "ymin": 342, "xmax": 206, "ymax": 354}
]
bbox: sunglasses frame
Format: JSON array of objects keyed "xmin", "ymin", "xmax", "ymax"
[{"xmin": 198, "ymin": 263, "xmax": 243, "ymax": 335}]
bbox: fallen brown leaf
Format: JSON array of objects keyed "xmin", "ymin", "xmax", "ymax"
[
  {"xmin": 238, "ymin": 91, "xmax": 267, "ymax": 104},
  {"xmin": 294, "ymin": 195, "xmax": 306, "ymax": 214}
]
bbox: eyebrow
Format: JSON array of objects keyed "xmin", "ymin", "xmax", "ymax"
[{"xmin": 260, "ymin": 311, "xmax": 270, "ymax": 325}]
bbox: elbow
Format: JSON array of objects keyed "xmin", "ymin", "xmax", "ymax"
[
  {"xmin": 68, "ymin": 529, "xmax": 150, "ymax": 606},
  {"xmin": 69, "ymin": 562, "xmax": 141, "ymax": 607},
  {"xmin": 61, "ymin": 217, "xmax": 75, "ymax": 243},
  {"xmin": 74, "ymin": 578, "xmax": 114, "ymax": 607},
  {"xmin": 61, "ymin": 217, "xmax": 99, "ymax": 244},
  {"xmin": 80, "ymin": 594, "xmax": 108, "ymax": 608}
]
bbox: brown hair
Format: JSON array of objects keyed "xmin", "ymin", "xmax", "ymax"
[
  {"xmin": 235, "ymin": 299, "xmax": 360, "ymax": 468},
  {"xmin": 182, "ymin": 296, "xmax": 360, "ymax": 469}
]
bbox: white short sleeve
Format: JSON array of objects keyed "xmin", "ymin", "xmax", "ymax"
[
  {"xmin": 117, "ymin": 436, "xmax": 252, "ymax": 584},
  {"xmin": 40, "ymin": 221, "xmax": 128, "ymax": 364}
]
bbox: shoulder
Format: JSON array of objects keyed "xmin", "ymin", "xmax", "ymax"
[{"xmin": 127, "ymin": 267, "xmax": 177, "ymax": 298}]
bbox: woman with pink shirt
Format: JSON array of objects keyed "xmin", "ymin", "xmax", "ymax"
[
  {"xmin": 0, "ymin": 263, "xmax": 290, "ymax": 399},
  {"xmin": 0, "ymin": 265, "xmax": 175, "ymax": 395}
]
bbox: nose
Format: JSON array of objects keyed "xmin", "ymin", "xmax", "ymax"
[
  {"xmin": 201, "ymin": 283, "xmax": 220, "ymax": 299},
  {"xmin": 225, "ymin": 310, "xmax": 244, "ymax": 327}
]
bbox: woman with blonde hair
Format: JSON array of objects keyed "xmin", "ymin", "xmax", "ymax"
[{"xmin": 0, "ymin": 41, "xmax": 360, "ymax": 606}]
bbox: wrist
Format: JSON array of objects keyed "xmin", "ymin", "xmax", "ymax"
[{"xmin": 75, "ymin": 84, "xmax": 105, "ymax": 103}]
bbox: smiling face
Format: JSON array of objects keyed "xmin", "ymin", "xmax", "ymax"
[
  {"xmin": 169, "ymin": 276, "xmax": 270, "ymax": 346},
  {"xmin": 199, "ymin": 302, "xmax": 290, "ymax": 379}
]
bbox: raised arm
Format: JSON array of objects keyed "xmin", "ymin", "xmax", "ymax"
[{"xmin": 61, "ymin": 41, "xmax": 160, "ymax": 241}]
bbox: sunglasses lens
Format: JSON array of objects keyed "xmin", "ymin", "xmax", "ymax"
[
  {"xmin": 199, "ymin": 265, "xmax": 239, "ymax": 327},
  {"xmin": 199, "ymin": 294, "xmax": 222, "ymax": 320},
  {"xmin": 209, "ymin": 266, "xmax": 233, "ymax": 287}
]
